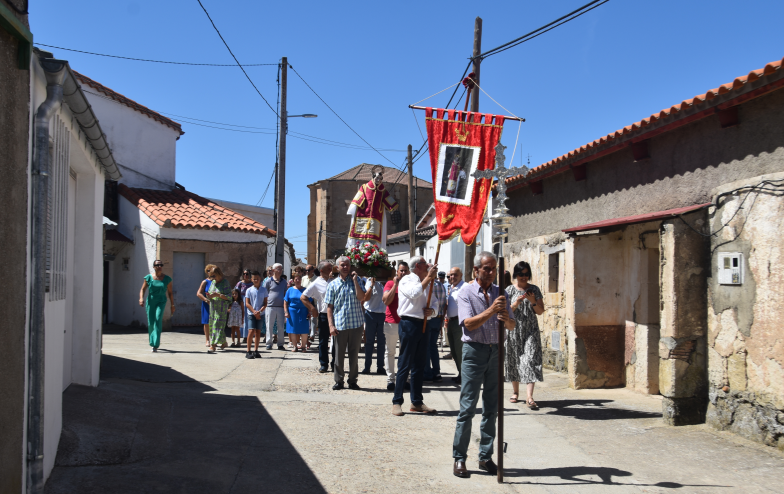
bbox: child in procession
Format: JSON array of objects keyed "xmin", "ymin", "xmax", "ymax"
[
  {"xmin": 245, "ymin": 271, "xmax": 268, "ymax": 359},
  {"xmin": 227, "ymin": 289, "xmax": 244, "ymax": 347}
]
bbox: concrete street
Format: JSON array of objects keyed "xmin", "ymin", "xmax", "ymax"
[{"xmin": 46, "ymin": 327, "xmax": 784, "ymax": 493}]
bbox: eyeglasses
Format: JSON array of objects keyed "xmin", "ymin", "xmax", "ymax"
[{"xmin": 153, "ymin": 264, "xmax": 163, "ymax": 268}]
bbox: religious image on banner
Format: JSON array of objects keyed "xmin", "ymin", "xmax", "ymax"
[{"xmin": 425, "ymin": 107, "xmax": 505, "ymax": 245}]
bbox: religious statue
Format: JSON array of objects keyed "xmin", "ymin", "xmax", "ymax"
[
  {"xmin": 346, "ymin": 165, "xmax": 399, "ymax": 249},
  {"xmin": 445, "ymin": 155, "xmax": 467, "ymax": 198}
]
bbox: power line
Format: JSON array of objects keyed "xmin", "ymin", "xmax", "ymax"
[
  {"xmin": 476, "ymin": 0, "xmax": 610, "ymax": 60},
  {"xmin": 34, "ymin": 43, "xmax": 278, "ymax": 66},
  {"xmin": 288, "ymin": 65, "xmax": 409, "ymax": 176},
  {"xmin": 195, "ymin": 0, "xmax": 278, "ymax": 117}
]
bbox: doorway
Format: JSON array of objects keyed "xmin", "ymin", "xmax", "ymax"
[{"xmin": 171, "ymin": 252, "xmax": 206, "ymax": 326}]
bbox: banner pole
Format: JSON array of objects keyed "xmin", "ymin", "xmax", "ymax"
[
  {"xmin": 422, "ymin": 243, "xmax": 441, "ymax": 333},
  {"xmin": 497, "ymin": 240, "xmax": 505, "ymax": 483}
]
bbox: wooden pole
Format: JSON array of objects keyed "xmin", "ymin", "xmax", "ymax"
[
  {"xmin": 407, "ymin": 144, "xmax": 415, "ymax": 257},
  {"xmin": 408, "ymin": 106, "xmax": 524, "ymax": 122},
  {"xmin": 464, "ymin": 17, "xmax": 482, "ymax": 281},
  {"xmin": 422, "ymin": 243, "xmax": 441, "ymax": 333},
  {"xmin": 275, "ymin": 57, "xmax": 288, "ymax": 266},
  {"xmin": 497, "ymin": 249, "xmax": 505, "ymax": 483}
]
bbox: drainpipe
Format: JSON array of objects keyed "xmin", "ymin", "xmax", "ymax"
[{"xmin": 27, "ymin": 57, "xmax": 66, "ymax": 494}]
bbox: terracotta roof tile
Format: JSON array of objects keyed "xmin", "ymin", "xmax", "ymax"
[
  {"xmin": 506, "ymin": 56, "xmax": 784, "ymax": 187},
  {"xmin": 74, "ymin": 71, "xmax": 184, "ymax": 135},
  {"xmin": 320, "ymin": 163, "xmax": 432, "ymax": 188},
  {"xmin": 118, "ymin": 184, "xmax": 275, "ymax": 236}
]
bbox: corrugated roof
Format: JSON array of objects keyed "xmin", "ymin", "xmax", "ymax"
[
  {"xmin": 562, "ymin": 203, "xmax": 711, "ymax": 233},
  {"xmin": 323, "ymin": 164, "xmax": 432, "ymax": 188},
  {"xmin": 118, "ymin": 184, "xmax": 275, "ymax": 236},
  {"xmin": 74, "ymin": 71, "xmax": 184, "ymax": 136},
  {"xmin": 507, "ymin": 56, "xmax": 784, "ymax": 188}
]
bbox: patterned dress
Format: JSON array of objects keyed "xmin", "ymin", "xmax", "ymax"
[
  {"xmin": 227, "ymin": 301, "xmax": 243, "ymax": 328},
  {"xmin": 208, "ymin": 278, "xmax": 230, "ymax": 346},
  {"xmin": 505, "ymin": 284, "xmax": 544, "ymax": 383}
]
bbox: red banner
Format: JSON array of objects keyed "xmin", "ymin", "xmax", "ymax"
[{"xmin": 425, "ymin": 107, "xmax": 505, "ymax": 245}]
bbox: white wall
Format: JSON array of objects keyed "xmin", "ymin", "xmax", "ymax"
[
  {"xmin": 31, "ymin": 63, "xmax": 107, "ymax": 481},
  {"xmin": 82, "ymin": 89, "xmax": 179, "ymax": 190},
  {"xmin": 207, "ymin": 197, "xmax": 275, "ymax": 229}
]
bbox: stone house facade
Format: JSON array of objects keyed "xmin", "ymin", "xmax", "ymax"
[
  {"xmin": 307, "ymin": 164, "xmax": 432, "ymax": 262},
  {"xmin": 498, "ymin": 56, "xmax": 784, "ymax": 442}
]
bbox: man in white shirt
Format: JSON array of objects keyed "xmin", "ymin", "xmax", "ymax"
[
  {"xmin": 445, "ymin": 267, "xmax": 465, "ymax": 383},
  {"xmin": 360, "ymin": 276, "xmax": 387, "ymax": 375},
  {"xmin": 391, "ymin": 256, "xmax": 439, "ymax": 416},
  {"xmin": 301, "ymin": 264, "xmax": 317, "ymax": 343},
  {"xmin": 300, "ymin": 260, "xmax": 334, "ymax": 373}
]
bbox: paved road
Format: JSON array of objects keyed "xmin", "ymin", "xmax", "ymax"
[{"xmin": 46, "ymin": 327, "xmax": 784, "ymax": 493}]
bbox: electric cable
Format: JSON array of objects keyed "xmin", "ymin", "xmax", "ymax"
[
  {"xmin": 34, "ymin": 43, "xmax": 277, "ymax": 66},
  {"xmin": 475, "ymin": 0, "xmax": 610, "ymax": 61},
  {"xmin": 195, "ymin": 0, "xmax": 278, "ymax": 117}
]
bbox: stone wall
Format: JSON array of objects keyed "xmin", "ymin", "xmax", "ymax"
[
  {"xmin": 0, "ymin": 5, "xmax": 30, "ymax": 492},
  {"xmin": 705, "ymin": 172, "xmax": 784, "ymax": 450}
]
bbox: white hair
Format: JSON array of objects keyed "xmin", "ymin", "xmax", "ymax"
[
  {"xmin": 317, "ymin": 260, "xmax": 333, "ymax": 272},
  {"xmin": 409, "ymin": 255, "xmax": 425, "ymax": 267},
  {"xmin": 336, "ymin": 256, "xmax": 351, "ymax": 265},
  {"xmin": 473, "ymin": 251, "xmax": 497, "ymax": 267},
  {"xmin": 272, "ymin": 263, "xmax": 283, "ymax": 270}
]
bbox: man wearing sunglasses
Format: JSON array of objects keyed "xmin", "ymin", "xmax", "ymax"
[{"xmin": 452, "ymin": 251, "xmax": 514, "ymax": 478}]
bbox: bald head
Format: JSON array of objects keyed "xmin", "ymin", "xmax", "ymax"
[{"xmin": 448, "ymin": 267, "xmax": 463, "ymax": 285}]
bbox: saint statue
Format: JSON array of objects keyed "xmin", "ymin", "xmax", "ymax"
[
  {"xmin": 346, "ymin": 165, "xmax": 399, "ymax": 249},
  {"xmin": 445, "ymin": 155, "xmax": 466, "ymax": 198}
]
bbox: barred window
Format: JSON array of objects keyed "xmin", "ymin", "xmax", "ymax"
[{"xmin": 47, "ymin": 115, "xmax": 70, "ymax": 301}]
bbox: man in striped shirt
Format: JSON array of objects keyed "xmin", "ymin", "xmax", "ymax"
[{"xmin": 325, "ymin": 256, "xmax": 366, "ymax": 390}]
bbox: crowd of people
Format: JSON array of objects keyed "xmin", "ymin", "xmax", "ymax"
[{"xmin": 138, "ymin": 251, "xmax": 546, "ymax": 478}]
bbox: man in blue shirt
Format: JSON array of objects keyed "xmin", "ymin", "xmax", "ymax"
[{"xmin": 325, "ymin": 256, "xmax": 366, "ymax": 390}]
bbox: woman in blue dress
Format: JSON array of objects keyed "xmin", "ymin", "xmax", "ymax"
[
  {"xmin": 196, "ymin": 264, "xmax": 216, "ymax": 348},
  {"xmin": 283, "ymin": 275, "xmax": 309, "ymax": 352}
]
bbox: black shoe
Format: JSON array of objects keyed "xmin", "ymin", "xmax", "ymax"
[
  {"xmin": 424, "ymin": 376, "xmax": 434, "ymax": 382},
  {"xmin": 278, "ymin": 345, "xmax": 285, "ymax": 350},
  {"xmin": 453, "ymin": 460, "xmax": 469, "ymax": 478},
  {"xmin": 386, "ymin": 383, "xmax": 395, "ymax": 391},
  {"xmin": 319, "ymin": 366, "xmax": 328, "ymax": 373},
  {"xmin": 242, "ymin": 338, "xmax": 247, "ymax": 344},
  {"xmin": 254, "ymin": 351, "xmax": 261, "ymax": 358},
  {"xmin": 360, "ymin": 368, "xmax": 371, "ymax": 375},
  {"xmin": 433, "ymin": 375, "xmax": 443, "ymax": 382},
  {"xmin": 478, "ymin": 459, "xmax": 497, "ymax": 475},
  {"xmin": 451, "ymin": 375, "xmax": 461, "ymax": 382},
  {"xmin": 245, "ymin": 352, "xmax": 255, "ymax": 359},
  {"xmin": 376, "ymin": 368, "xmax": 386, "ymax": 375},
  {"xmin": 348, "ymin": 383, "xmax": 360, "ymax": 390},
  {"xmin": 403, "ymin": 381, "xmax": 410, "ymax": 391},
  {"xmin": 332, "ymin": 383, "xmax": 344, "ymax": 390}
]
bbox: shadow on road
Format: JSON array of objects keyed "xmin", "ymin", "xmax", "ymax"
[
  {"xmin": 45, "ymin": 356, "xmax": 326, "ymax": 494},
  {"xmin": 503, "ymin": 467, "xmax": 728, "ymax": 488},
  {"xmin": 540, "ymin": 399, "xmax": 662, "ymax": 421}
]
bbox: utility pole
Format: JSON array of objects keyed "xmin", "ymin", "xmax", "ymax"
[
  {"xmin": 465, "ymin": 17, "xmax": 482, "ymax": 280},
  {"xmin": 407, "ymin": 144, "xmax": 415, "ymax": 257},
  {"xmin": 275, "ymin": 57, "xmax": 288, "ymax": 267}
]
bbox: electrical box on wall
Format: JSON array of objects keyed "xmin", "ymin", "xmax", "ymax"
[{"xmin": 718, "ymin": 252, "xmax": 744, "ymax": 285}]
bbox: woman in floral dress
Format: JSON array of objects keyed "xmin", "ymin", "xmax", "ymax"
[
  {"xmin": 207, "ymin": 266, "xmax": 231, "ymax": 352},
  {"xmin": 505, "ymin": 261, "xmax": 545, "ymax": 409}
]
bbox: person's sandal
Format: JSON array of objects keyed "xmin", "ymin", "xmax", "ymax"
[
  {"xmin": 509, "ymin": 394, "xmax": 519, "ymax": 403},
  {"xmin": 527, "ymin": 399, "xmax": 539, "ymax": 410}
]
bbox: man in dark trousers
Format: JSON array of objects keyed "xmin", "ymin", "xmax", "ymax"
[{"xmin": 452, "ymin": 251, "xmax": 514, "ymax": 478}]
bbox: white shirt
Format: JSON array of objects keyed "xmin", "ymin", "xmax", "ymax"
[
  {"xmin": 397, "ymin": 272, "xmax": 439, "ymax": 320},
  {"xmin": 364, "ymin": 279, "xmax": 386, "ymax": 313},
  {"xmin": 301, "ymin": 274, "xmax": 317, "ymax": 289},
  {"xmin": 302, "ymin": 277, "xmax": 330, "ymax": 314},
  {"xmin": 446, "ymin": 280, "xmax": 465, "ymax": 318}
]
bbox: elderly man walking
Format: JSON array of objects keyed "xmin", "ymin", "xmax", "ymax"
[
  {"xmin": 392, "ymin": 256, "xmax": 439, "ymax": 416},
  {"xmin": 325, "ymin": 256, "xmax": 366, "ymax": 390},
  {"xmin": 451, "ymin": 252, "xmax": 514, "ymax": 478},
  {"xmin": 301, "ymin": 260, "xmax": 335, "ymax": 373},
  {"xmin": 263, "ymin": 263, "xmax": 287, "ymax": 350}
]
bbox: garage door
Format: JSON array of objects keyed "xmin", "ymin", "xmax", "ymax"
[{"xmin": 171, "ymin": 252, "xmax": 206, "ymax": 326}]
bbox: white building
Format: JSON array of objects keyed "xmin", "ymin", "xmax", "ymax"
[
  {"xmin": 26, "ymin": 50, "xmax": 122, "ymax": 482},
  {"xmin": 76, "ymin": 72, "xmax": 291, "ymax": 330}
]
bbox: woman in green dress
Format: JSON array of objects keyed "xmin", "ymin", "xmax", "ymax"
[
  {"xmin": 138, "ymin": 259, "xmax": 175, "ymax": 352},
  {"xmin": 206, "ymin": 266, "xmax": 231, "ymax": 352}
]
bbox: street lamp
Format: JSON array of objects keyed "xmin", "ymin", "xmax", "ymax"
[{"xmin": 274, "ymin": 57, "xmax": 318, "ymax": 268}]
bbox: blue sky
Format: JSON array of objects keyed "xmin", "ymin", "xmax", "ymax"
[{"xmin": 30, "ymin": 1, "xmax": 784, "ymax": 261}]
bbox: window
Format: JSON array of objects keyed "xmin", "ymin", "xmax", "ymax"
[
  {"xmin": 548, "ymin": 252, "xmax": 560, "ymax": 293},
  {"xmin": 46, "ymin": 115, "xmax": 70, "ymax": 301}
]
